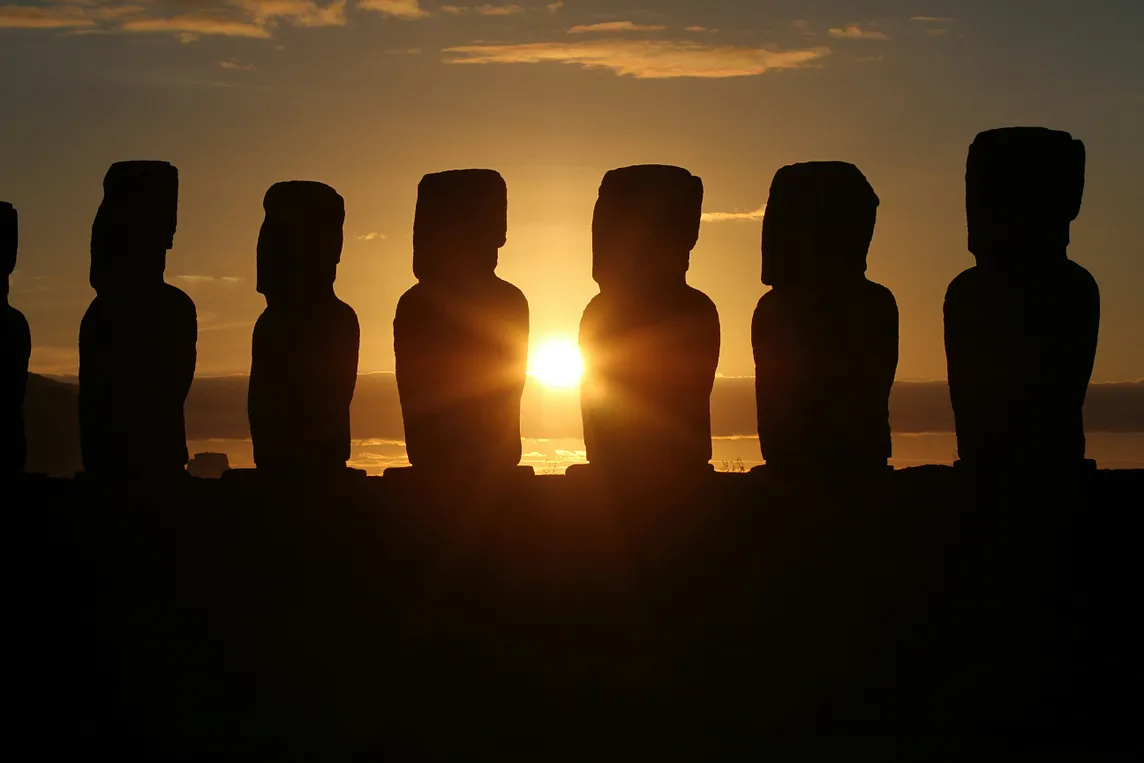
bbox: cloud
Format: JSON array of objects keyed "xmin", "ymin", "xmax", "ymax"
[
  {"xmin": 443, "ymin": 40, "xmax": 830, "ymax": 79},
  {"xmin": 684, "ymin": 26, "xmax": 714, "ymax": 33},
  {"xmin": 173, "ymin": 275, "xmax": 246, "ymax": 286},
  {"xmin": 474, "ymin": 4, "xmax": 525, "ymax": 15},
  {"xmin": 219, "ymin": 58, "xmax": 256, "ymax": 70},
  {"xmin": 546, "ymin": 1, "xmax": 563, "ymax": 12},
  {"xmin": 910, "ymin": 16, "xmax": 955, "ymax": 23},
  {"xmin": 701, "ymin": 205, "xmax": 766, "ymax": 223},
  {"xmin": 828, "ymin": 25, "xmax": 890, "ymax": 41},
  {"xmin": 568, "ymin": 21, "xmax": 667, "ymax": 34},
  {"xmin": 356, "ymin": 232, "xmax": 387, "ymax": 241},
  {"xmin": 240, "ymin": 0, "xmax": 347, "ymax": 28},
  {"xmin": 16, "ymin": 1, "xmax": 338, "ymax": 42},
  {"xmin": 358, "ymin": 0, "xmax": 427, "ymax": 19},
  {"xmin": 122, "ymin": 12, "xmax": 271, "ymax": 40},
  {"xmin": 0, "ymin": 5, "xmax": 98, "ymax": 29}
]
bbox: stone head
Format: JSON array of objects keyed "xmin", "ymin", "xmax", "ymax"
[
  {"xmin": 761, "ymin": 161, "xmax": 879, "ymax": 288},
  {"xmin": 257, "ymin": 181, "xmax": 345, "ymax": 304},
  {"xmin": 90, "ymin": 160, "xmax": 178, "ymax": 292},
  {"xmin": 1, "ymin": 202, "xmax": 15, "ymax": 272},
  {"xmin": 412, "ymin": 169, "xmax": 507, "ymax": 283},
  {"xmin": 966, "ymin": 127, "xmax": 1085, "ymax": 269},
  {"xmin": 1, "ymin": 202, "xmax": 15, "ymax": 300},
  {"xmin": 592, "ymin": 164, "xmax": 703, "ymax": 291}
]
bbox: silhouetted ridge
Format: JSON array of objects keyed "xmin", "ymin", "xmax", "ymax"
[
  {"xmin": 2, "ymin": 201, "xmax": 31, "ymax": 475},
  {"xmin": 394, "ymin": 169, "xmax": 529, "ymax": 474},
  {"xmin": 753, "ymin": 161, "xmax": 898, "ymax": 473},
  {"xmin": 79, "ymin": 160, "xmax": 197, "ymax": 479},
  {"xmin": 249, "ymin": 181, "xmax": 359, "ymax": 476},
  {"xmin": 579, "ymin": 164, "xmax": 719, "ymax": 475},
  {"xmin": 946, "ymin": 127, "xmax": 1098, "ymax": 472}
]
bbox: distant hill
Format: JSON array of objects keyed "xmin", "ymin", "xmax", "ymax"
[
  {"xmin": 25, "ymin": 374, "xmax": 83, "ymax": 476},
  {"xmin": 20, "ymin": 374, "xmax": 1144, "ymax": 475}
]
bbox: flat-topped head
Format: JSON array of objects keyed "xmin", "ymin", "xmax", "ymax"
[
  {"xmin": 592, "ymin": 164, "xmax": 703, "ymax": 290},
  {"xmin": 761, "ymin": 161, "xmax": 879, "ymax": 287},
  {"xmin": 257, "ymin": 181, "xmax": 345, "ymax": 303},
  {"xmin": 90, "ymin": 160, "xmax": 179, "ymax": 291},
  {"xmin": 1, "ymin": 202, "xmax": 15, "ymax": 277},
  {"xmin": 966, "ymin": 126, "xmax": 1085, "ymax": 268},
  {"xmin": 413, "ymin": 169, "xmax": 507, "ymax": 282}
]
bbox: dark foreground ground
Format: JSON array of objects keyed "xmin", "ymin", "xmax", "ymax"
[{"xmin": 6, "ymin": 466, "xmax": 1141, "ymax": 758}]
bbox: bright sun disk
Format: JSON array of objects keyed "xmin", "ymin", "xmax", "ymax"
[{"xmin": 528, "ymin": 338, "xmax": 584, "ymax": 388}]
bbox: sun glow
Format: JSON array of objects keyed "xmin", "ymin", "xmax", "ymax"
[{"xmin": 528, "ymin": 338, "xmax": 584, "ymax": 388}]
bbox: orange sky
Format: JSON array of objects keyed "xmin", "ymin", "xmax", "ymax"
[{"xmin": 3, "ymin": 1, "xmax": 1142, "ymax": 381}]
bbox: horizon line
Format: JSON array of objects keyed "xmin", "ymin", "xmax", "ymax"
[{"xmin": 32, "ymin": 372, "xmax": 1144, "ymax": 386}]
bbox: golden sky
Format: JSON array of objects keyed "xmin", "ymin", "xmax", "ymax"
[{"xmin": 3, "ymin": 1, "xmax": 1142, "ymax": 381}]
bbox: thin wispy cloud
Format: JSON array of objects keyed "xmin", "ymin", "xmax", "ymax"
[
  {"xmin": 701, "ymin": 205, "xmax": 766, "ymax": 223},
  {"xmin": 0, "ymin": 5, "xmax": 99, "ymax": 29},
  {"xmin": 568, "ymin": 21, "xmax": 667, "ymax": 34},
  {"xmin": 910, "ymin": 16, "xmax": 955, "ymax": 23},
  {"xmin": 358, "ymin": 0, "xmax": 427, "ymax": 19},
  {"xmin": 546, "ymin": 1, "xmax": 563, "ymax": 12},
  {"xmin": 356, "ymin": 232, "xmax": 387, "ymax": 241},
  {"xmin": 3, "ymin": 1, "xmax": 349, "ymax": 40},
  {"xmin": 443, "ymin": 40, "xmax": 830, "ymax": 79},
  {"xmin": 173, "ymin": 275, "xmax": 246, "ymax": 286},
  {"xmin": 474, "ymin": 4, "xmax": 525, "ymax": 16},
  {"xmin": 828, "ymin": 25, "xmax": 890, "ymax": 41},
  {"xmin": 122, "ymin": 13, "xmax": 271, "ymax": 40},
  {"xmin": 219, "ymin": 58, "xmax": 256, "ymax": 70}
]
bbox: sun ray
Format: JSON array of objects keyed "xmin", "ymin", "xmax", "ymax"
[{"xmin": 528, "ymin": 338, "xmax": 584, "ymax": 388}]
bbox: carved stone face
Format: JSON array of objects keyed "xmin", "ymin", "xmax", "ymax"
[
  {"xmin": 966, "ymin": 127, "xmax": 1085, "ymax": 267},
  {"xmin": 1, "ymin": 202, "xmax": 16, "ymax": 278},
  {"xmin": 760, "ymin": 161, "xmax": 878, "ymax": 288},
  {"xmin": 591, "ymin": 165, "xmax": 703, "ymax": 291},
  {"xmin": 257, "ymin": 181, "xmax": 345, "ymax": 303},
  {"xmin": 412, "ymin": 169, "xmax": 507, "ymax": 282},
  {"xmin": 89, "ymin": 161, "xmax": 179, "ymax": 291}
]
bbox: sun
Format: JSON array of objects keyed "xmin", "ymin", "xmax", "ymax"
[{"xmin": 528, "ymin": 338, "xmax": 584, "ymax": 388}]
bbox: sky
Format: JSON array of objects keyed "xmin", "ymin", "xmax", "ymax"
[{"xmin": 2, "ymin": 0, "xmax": 1142, "ymax": 381}]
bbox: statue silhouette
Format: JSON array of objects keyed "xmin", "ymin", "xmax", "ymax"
[
  {"xmin": 752, "ymin": 162, "xmax": 898, "ymax": 474},
  {"xmin": 393, "ymin": 169, "xmax": 529, "ymax": 473},
  {"xmin": 1, "ymin": 202, "xmax": 31, "ymax": 477},
  {"xmin": 79, "ymin": 161, "xmax": 197, "ymax": 479},
  {"xmin": 945, "ymin": 127, "xmax": 1099, "ymax": 471},
  {"xmin": 578, "ymin": 165, "xmax": 720, "ymax": 474},
  {"xmin": 248, "ymin": 182, "xmax": 359, "ymax": 477}
]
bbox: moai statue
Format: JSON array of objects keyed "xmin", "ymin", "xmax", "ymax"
[
  {"xmin": 1, "ymin": 202, "xmax": 31, "ymax": 477},
  {"xmin": 752, "ymin": 162, "xmax": 898, "ymax": 474},
  {"xmin": 578, "ymin": 165, "xmax": 720, "ymax": 474},
  {"xmin": 945, "ymin": 127, "xmax": 1098, "ymax": 471},
  {"xmin": 79, "ymin": 161, "xmax": 197, "ymax": 479},
  {"xmin": 393, "ymin": 170, "xmax": 529, "ymax": 473},
  {"xmin": 248, "ymin": 181, "xmax": 360, "ymax": 476}
]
